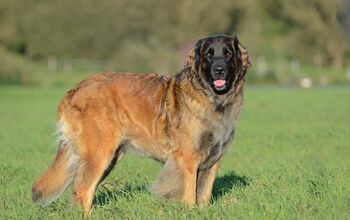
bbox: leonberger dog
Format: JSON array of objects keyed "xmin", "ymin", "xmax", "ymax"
[{"xmin": 32, "ymin": 34, "xmax": 251, "ymax": 217}]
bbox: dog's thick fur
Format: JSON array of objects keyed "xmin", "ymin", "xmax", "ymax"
[{"xmin": 32, "ymin": 35, "xmax": 251, "ymax": 217}]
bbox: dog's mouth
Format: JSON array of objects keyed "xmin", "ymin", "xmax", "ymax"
[
  {"xmin": 213, "ymin": 79, "xmax": 226, "ymax": 90},
  {"xmin": 213, "ymin": 79, "xmax": 226, "ymax": 88}
]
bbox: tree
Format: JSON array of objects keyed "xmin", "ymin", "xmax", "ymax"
[{"xmin": 281, "ymin": 0, "xmax": 347, "ymax": 68}]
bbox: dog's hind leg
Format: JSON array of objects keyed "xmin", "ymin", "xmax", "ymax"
[{"xmin": 73, "ymin": 127, "xmax": 123, "ymax": 218}]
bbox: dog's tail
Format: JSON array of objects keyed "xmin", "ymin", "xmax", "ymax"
[{"xmin": 32, "ymin": 143, "xmax": 78, "ymax": 206}]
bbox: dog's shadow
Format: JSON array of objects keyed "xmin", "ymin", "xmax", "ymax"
[
  {"xmin": 212, "ymin": 170, "xmax": 249, "ymax": 201},
  {"xmin": 93, "ymin": 171, "xmax": 249, "ymax": 206}
]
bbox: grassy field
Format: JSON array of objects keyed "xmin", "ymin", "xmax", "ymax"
[{"xmin": 0, "ymin": 85, "xmax": 349, "ymax": 219}]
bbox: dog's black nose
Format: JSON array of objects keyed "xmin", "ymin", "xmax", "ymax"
[{"xmin": 213, "ymin": 65, "xmax": 226, "ymax": 75}]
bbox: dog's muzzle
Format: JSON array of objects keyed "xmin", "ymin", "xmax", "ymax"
[{"xmin": 211, "ymin": 60, "xmax": 228, "ymax": 88}]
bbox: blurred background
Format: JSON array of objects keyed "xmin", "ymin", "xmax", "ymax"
[{"xmin": 1, "ymin": 0, "xmax": 350, "ymax": 87}]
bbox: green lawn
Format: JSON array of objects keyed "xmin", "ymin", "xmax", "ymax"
[{"xmin": 0, "ymin": 85, "xmax": 349, "ymax": 219}]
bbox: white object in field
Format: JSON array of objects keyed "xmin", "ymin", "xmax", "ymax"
[{"xmin": 299, "ymin": 77, "xmax": 312, "ymax": 88}]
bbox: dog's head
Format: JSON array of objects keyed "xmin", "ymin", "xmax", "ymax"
[{"xmin": 186, "ymin": 35, "xmax": 251, "ymax": 95}]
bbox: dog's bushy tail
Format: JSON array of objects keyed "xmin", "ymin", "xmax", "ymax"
[{"xmin": 32, "ymin": 143, "xmax": 78, "ymax": 206}]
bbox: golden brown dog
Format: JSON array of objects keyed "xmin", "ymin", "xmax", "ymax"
[{"xmin": 32, "ymin": 34, "xmax": 251, "ymax": 217}]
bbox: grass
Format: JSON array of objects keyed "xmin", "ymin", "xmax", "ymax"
[{"xmin": 0, "ymin": 85, "xmax": 349, "ymax": 219}]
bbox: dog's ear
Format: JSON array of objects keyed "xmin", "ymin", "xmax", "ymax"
[
  {"xmin": 194, "ymin": 39, "xmax": 204, "ymax": 73},
  {"xmin": 231, "ymin": 35, "xmax": 242, "ymax": 66},
  {"xmin": 185, "ymin": 48, "xmax": 195, "ymax": 71},
  {"xmin": 185, "ymin": 39, "xmax": 204, "ymax": 73},
  {"xmin": 231, "ymin": 35, "xmax": 251, "ymax": 71},
  {"xmin": 238, "ymin": 43, "xmax": 251, "ymax": 71}
]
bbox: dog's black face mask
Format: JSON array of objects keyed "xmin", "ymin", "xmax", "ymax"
[{"xmin": 194, "ymin": 35, "xmax": 243, "ymax": 95}]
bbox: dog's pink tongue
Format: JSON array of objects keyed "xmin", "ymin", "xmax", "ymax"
[{"xmin": 214, "ymin": 79, "xmax": 226, "ymax": 87}]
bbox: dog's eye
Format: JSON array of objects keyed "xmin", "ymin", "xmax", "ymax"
[
  {"xmin": 205, "ymin": 49, "xmax": 214, "ymax": 60},
  {"xmin": 224, "ymin": 50, "xmax": 232, "ymax": 59},
  {"xmin": 205, "ymin": 52, "xmax": 213, "ymax": 60}
]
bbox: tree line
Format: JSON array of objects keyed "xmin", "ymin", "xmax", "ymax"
[{"xmin": 0, "ymin": 0, "xmax": 349, "ymax": 74}]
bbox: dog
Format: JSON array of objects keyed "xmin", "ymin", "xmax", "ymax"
[{"xmin": 32, "ymin": 34, "xmax": 251, "ymax": 217}]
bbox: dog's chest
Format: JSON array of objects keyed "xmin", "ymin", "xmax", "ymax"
[{"xmin": 198, "ymin": 117, "xmax": 236, "ymax": 169}]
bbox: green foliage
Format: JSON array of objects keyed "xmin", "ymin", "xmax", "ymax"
[
  {"xmin": 238, "ymin": 0, "xmax": 349, "ymax": 68},
  {"xmin": 277, "ymin": 0, "xmax": 347, "ymax": 68},
  {"xmin": 0, "ymin": 0, "xmax": 237, "ymax": 59},
  {"xmin": 107, "ymin": 40, "xmax": 180, "ymax": 74},
  {"xmin": 0, "ymin": 45, "xmax": 42, "ymax": 85},
  {"xmin": 1, "ymin": 0, "xmax": 345, "ymax": 62},
  {"xmin": 0, "ymin": 86, "xmax": 349, "ymax": 219},
  {"xmin": 0, "ymin": 46, "xmax": 97, "ymax": 86}
]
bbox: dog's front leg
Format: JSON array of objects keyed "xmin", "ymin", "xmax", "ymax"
[
  {"xmin": 173, "ymin": 150, "xmax": 199, "ymax": 206},
  {"xmin": 196, "ymin": 160, "xmax": 221, "ymax": 207}
]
